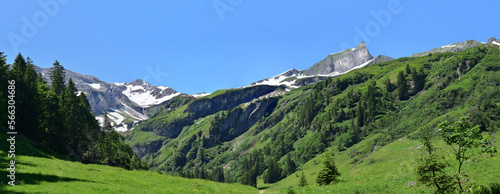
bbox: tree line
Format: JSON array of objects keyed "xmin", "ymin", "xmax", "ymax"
[{"xmin": 0, "ymin": 51, "xmax": 146, "ymax": 170}]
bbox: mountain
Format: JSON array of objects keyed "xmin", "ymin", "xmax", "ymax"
[
  {"xmin": 34, "ymin": 66, "xmax": 180, "ymax": 132},
  {"xmin": 125, "ymin": 43, "xmax": 500, "ymax": 191},
  {"xmin": 410, "ymin": 39, "xmax": 484, "ymax": 57},
  {"xmin": 488, "ymin": 37, "xmax": 500, "ymax": 48},
  {"xmin": 250, "ymin": 42, "xmax": 393, "ymax": 88}
]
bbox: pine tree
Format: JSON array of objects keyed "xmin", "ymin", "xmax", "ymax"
[
  {"xmin": 24, "ymin": 57, "xmax": 42, "ymax": 140},
  {"xmin": 212, "ymin": 166, "xmax": 225, "ymax": 183},
  {"xmin": 0, "ymin": 51, "xmax": 8, "ymax": 129},
  {"xmin": 40, "ymin": 89, "xmax": 66, "ymax": 152},
  {"xmin": 264, "ymin": 157, "xmax": 281, "ymax": 183},
  {"xmin": 384, "ymin": 78, "xmax": 395, "ymax": 93},
  {"xmin": 102, "ymin": 112, "xmax": 115, "ymax": 164},
  {"xmin": 10, "ymin": 54, "xmax": 42, "ymax": 140},
  {"xmin": 63, "ymin": 78, "xmax": 88, "ymax": 158},
  {"xmin": 356, "ymin": 102, "xmax": 365, "ymax": 127},
  {"xmin": 284, "ymin": 153, "xmax": 296, "ymax": 176},
  {"xmin": 0, "ymin": 51, "xmax": 9, "ymax": 102},
  {"xmin": 406, "ymin": 64, "xmax": 411, "ymax": 74},
  {"xmin": 316, "ymin": 153, "xmax": 340, "ymax": 185},
  {"xmin": 397, "ymin": 71, "xmax": 408, "ymax": 100},
  {"xmin": 50, "ymin": 60, "xmax": 66, "ymax": 96},
  {"xmin": 299, "ymin": 171, "xmax": 307, "ymax": 187}
]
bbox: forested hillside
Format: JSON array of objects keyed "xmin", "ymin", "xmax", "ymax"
[
  {"xmin": 127, "ymin": 45, "xmax": 500, "ymax": 192},
  {"xmin": 1, "ymin": 44, "xmax": 499, "ymax": 193},
  {"xmin": 0, "ymin": 52, "xmax": 146, "ymax": 170}
]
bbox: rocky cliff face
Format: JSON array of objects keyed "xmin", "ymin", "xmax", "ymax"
[
  {"xmin": 210, "ymin": 97, "xmax": 279, "ymax": 142},
  {"xmin": 186, "ymin": 85, "xmax": 283, "ymax": 118},
  {"xmin": 303, "ymin": 42, "xmax": 373, "ymax": 76},
  {"xmin": 133, "ymin": 139, "xmax": 164, "ymax": 159},
  {"xmin": 133, "ymin": 85, "xmax": 283, "ymax": 140}
]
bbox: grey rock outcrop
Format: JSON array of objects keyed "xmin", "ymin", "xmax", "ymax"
[
  {"xmin": 411, "ymin": 40, "xmax": 484, "ymax": 57},
  {"xmin": 303, "ymin": 42, "xmax": 373, "ymax": 75}
]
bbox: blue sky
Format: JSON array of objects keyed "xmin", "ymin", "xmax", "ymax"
[{"xmin": 1, "ymin": 0, "xmax": 498, "ymax": 94}]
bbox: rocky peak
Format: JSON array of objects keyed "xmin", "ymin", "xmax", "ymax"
[
  {"xmin": 129, "ymin": 79, "xmax": 150, "ymax": 86},
  {"xmin": 487, "ymin": 37, "xmax": 497, "ymax": 44},
  {"xmin": 278, "ymin": 68, "xmax": 301, "ymax": 77},
  {"xmin": 355, "ymin": 41, "xmax": 367, "ymax": 50},
  {"xmin": 302, "ymin": 42, "xmax": 373, "ymax": 76}
]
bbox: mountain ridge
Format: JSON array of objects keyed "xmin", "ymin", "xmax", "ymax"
[
  {"xmin": 250, "ymin": 42, "xmax": 393, "ymax": 88},
  {"xmin": 34, "ymin": 66, "xmax": 181, "ymax": 132}
]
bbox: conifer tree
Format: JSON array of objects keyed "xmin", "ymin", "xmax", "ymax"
[
  {"xmin": 397, "ymin": 71, "xmax": 408, "ymax": 100},
  {"xmin": 284, "ymin": 153, "xmax": 296, "ymax": 176},
  {"xmin": 40, "ymin": 89, "xmax": 66, "ymax": 152},
  {"xmin": 316, "ymin": 153, "xmax": 340, "ymax": 185},
  {"xmin": 384, "ymin": 78, "xmax": 395, "ymax": 93},
  {"xmin": 299, "ymin": 171, "xmax": 307, "ymax": 187},
  {"xmin": 0, "ymin": 51, "xmax": 8, "ymax": 100},
  {"xmin": 264, "ymin": 157, "xmax": 281, "ymax": 183},
  {"xmin": 10, "ymin": 54, "xmax": 42, "ymax": 139},
  {"xmin": 63, "ymin": 78, "xmax": 87, "ymax": 157},
  {"xmin": 50, "ymin": 60, "xmax": 66, "ymax": 96},
  {"xmin": 0, "ymin": 51, "xmax": 8, "ymax": 129}
]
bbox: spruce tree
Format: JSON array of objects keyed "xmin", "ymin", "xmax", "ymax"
[
  {"xmin": 24, "ymin": 57, "xmax": 42, "ymax": 140},
  {"xmin": 0, "ymin": 51, "xmax": 8, "ymax": 129},
  {"xmin": 284, "ymin": 153, "xmax": 296, "ymax": 176},
  {"xmin": 299, "ymin": 171, "xmax": 307, "ymax": 187},
  {"xmin": 384, "ymin": 78, "xmax": 395, "ymax": 93},
  {"xmin": 63, "ymin": 78, "xmax": 87, "ymax": 157},
  {"xmin": 10, "ymin": 54, "xmax": 42, "ymax": 139},
  {"xmin": 264, "ymin": 157, "xmax": 281, "ymax": 183},
  {"xmin": 397, "ymin": 71, "xmax": 408, "ymax": 100},
  {"xmin": 40, "ymin": 89, "xmax": 66, "ymax": 152},
  {"xmin": 50, "ymin": 60, "xmax": 66, "ymax": 96},
  {"xmin": 316, "ymin": 153, "xmax": 340, "ymax": 185},
  {"xmin": 0, "ymin": 51, "xmax": 8, "ymax": 100}
]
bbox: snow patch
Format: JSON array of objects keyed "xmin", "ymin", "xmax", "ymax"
[
  {"xmin": 115, "ymin": 124, "xmax": 128, "ymax": 132},
  {"xmin": 108, "ymin": 112, "xmax": 125, "ymax": 125},
  {"xmin": 492, "ymin": 41, "xmax": 500, "ymax": 47},
  {"xmin": 157, "ymin": 86, "xmax": 170, "ymax": 90},
  {"xmin": 96, "ymin": 116, "xmax": 105, "ymax": 126},
  {"xmin": 122, "ymin": 84, "xmax": 180, "ymax": 107},
  {"xmin": 193, "ymin": 93, "xmax": 211, "ymax": 98},
  {"xmin": 86, "ymin": 83, "xmax": 101, "ymax": 89},
  {"xmin": 114, "ymin": 82, "xmax": 125, "ymax": 86},
  {"xmin": 252, "ymin": 75, "xmax": 298, "ymax": 88},
  {"xmin": 441, "ymin": 44, "xmax": 457, "ymax": 48}
]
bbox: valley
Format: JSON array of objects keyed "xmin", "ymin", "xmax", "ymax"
[{"xmin": 2, "ymin": 38, "xmax": 500, "ymax": 193}]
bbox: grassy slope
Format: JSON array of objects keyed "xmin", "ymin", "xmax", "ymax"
[
  {"xmin": 267, "ymin": 132, "xmax": 500, "ymax": 193},
  {"xmin": 125, "ymin": 45, "xmax": 499, "ymax": 192},
  {"xmin": 0, "ymin": 132, "xmax": 258, "ymax": 193}
]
